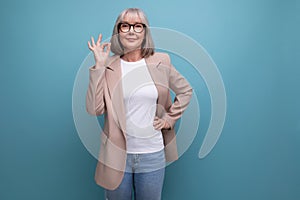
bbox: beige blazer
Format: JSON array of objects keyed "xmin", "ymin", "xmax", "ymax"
[{"xmin": 86, "ymin": 52, "xmax": 193, "ymax": 190}]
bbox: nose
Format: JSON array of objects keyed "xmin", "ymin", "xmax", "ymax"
[{"xmin": 129, "ymin": 25, "xmax": 134, "ymax": 33}]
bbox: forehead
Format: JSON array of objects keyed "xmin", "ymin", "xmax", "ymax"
[{"xmin": 122, "ymin": 12, "xmax": 142, "ymax": 23}]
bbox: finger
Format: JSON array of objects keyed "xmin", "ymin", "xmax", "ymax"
[
  {"xmin": 153, "ymin": 120, "xmax": 158, "ymax": 128},
  {"xmin": 153, "ymin": 118, "xmax": 160, "ymax": 124},
  {"xmin": 154, "ymin": 123, "xmax": 160, "ymax": 130},
  {"xmin": 153, "ymin": 119, "xmax": 163, "ymax": 129},
  {"xmin": 101, "ymin": 42, "xmax": 108, "ymax": 48},
  {"xmin": 106, "ymin": 43, "xmax": 111, "ymax": 53},
  {"xmin": 153, "ymin": 117, "xmax": 162, "ymax": 124},
  {"xmin": 101, "ymin": 42, "xmax": 111, "ymax": 52},
  {"xmin": 96, "ymin": 33, "xmax": 102, "ymax": 45},
  {"xmin": 153, "ymin": 121, "xmax": 159, "ymax": 127},
  {"xmin": 159, "ymin": 119, "xmax": 168, "ymax": 129},
  {"xmin": 154, "ymin": 122, "xmax": 164, "ymax": 130},
  {"xmin": 159, "ymin": 122, "xmax": 166, "ymax": 129},
  {"xmin": 163, "ymin": 120, "xmax": 170, "ymax": 129},
  {"xmin": 91, "ymin": 36, "xmax": 95, "ymax": 46},
  {"xmin": 87, "ymin": 41, "xmax": 93, "ymax": 50}
]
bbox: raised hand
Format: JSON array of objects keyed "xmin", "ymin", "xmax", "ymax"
[{"xmin": 87, "ymin": 33, "xmax": 111, "ymax": 68}]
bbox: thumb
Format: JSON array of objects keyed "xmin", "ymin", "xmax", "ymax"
[{"xmin": 106, "ymin": 43, "xmax": 111, "ymax": 53}]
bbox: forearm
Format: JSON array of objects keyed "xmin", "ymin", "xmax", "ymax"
[
  {"xmin": 163, "ymin": 64, "xmax": 193, "ymax": 129},
  {"xmin": 86, "ymin": 66, "xmax": 106, "ymax": 115}
]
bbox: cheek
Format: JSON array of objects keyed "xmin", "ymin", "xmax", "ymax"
[
  {"xmin": 119, "ymin": 33, "xmax": 125, "ymax": 40},
  {"xmin": 119, "ymin": 34, "xmax": 126, "ymax": 45},
  {"xmin": 138, "ymin": 34, "xmax": 145, "ymax": 43}
]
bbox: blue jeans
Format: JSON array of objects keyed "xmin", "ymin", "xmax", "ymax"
[{"xmin": 105, "ymin": 149, "xmax": 166, "ymax": 200}]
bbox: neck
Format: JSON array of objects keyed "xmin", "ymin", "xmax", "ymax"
[{"xmin": 122, "ymin": 49, "xmax": 143, "ymax": 62}]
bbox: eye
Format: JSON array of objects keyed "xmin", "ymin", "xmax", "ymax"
[
  {"xmin": 134, "ymin": 23, "xmax": 144, "ymax": 32},
  {"xmin": 134, "ymin": 24, "xmax": 144, "ymax": 29},
  {"xmin": 120, "ymin": 23, "xmax": 130, "ymax": 29}
]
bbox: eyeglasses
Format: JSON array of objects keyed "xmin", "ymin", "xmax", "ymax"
[{"xmin": 118, "ymin": 23, "xmax": 146, "ymax": 33}]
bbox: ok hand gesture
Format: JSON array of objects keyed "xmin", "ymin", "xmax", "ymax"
[{"xmin": 87, "ymin": 34, "xmax": 111, "ymax": 68}]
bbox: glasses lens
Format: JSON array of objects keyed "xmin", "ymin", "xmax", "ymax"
[
  {"xmin": 120, "ymin": 23, "xmax": 130, "ymax": 32},
  {"xmin": 134, "ymin": 24, "xmax": 144, "ymax": 33}
]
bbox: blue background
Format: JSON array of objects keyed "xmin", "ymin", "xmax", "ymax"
[{"xmin": 1, "ymin": 0, "xmax": 299, "ymax": 199}]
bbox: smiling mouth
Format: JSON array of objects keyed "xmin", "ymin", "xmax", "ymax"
[{"xmin": 126, "ymin": 38, "xmax": 136, "ymax": 41}]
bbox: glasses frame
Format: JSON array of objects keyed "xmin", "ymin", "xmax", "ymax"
[{"xmin": 118, "ymin": 22, "xmax": 146, "ymax": 33}]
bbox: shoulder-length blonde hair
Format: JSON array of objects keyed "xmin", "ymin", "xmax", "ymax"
[{"xmin": 110, "ymin": 8, "xmax": 155, "ymax": 58}]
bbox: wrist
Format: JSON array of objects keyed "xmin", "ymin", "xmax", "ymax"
[
  {"xmin": 163, "ymin": 119, "xmax": 171, "ymax": 129},
  {"xmin": 94, "ymin": 61, "xmax": 105, "ymax": 69}
]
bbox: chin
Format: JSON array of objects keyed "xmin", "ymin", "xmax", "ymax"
[{"xmin": 124, "ymin": 45, "xmax": 142, "ymax": 52}]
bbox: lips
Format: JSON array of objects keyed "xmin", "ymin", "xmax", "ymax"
[{"xmin": 126, "ymin": 38, "xmax": 137, "ymax": 42}]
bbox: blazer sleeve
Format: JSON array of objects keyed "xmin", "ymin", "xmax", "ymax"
[
  {"xmin": 162, "ymin": 55, "xmax": 193, "ymax": 129},
  {"xmin": 86, "ymin": 66, "xmax": 107, "ymax": 116}
]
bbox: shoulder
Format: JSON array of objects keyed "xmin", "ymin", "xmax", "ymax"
[{"xmin": 148, "ymin": 52, "xmax": 171, "ymax": 65}]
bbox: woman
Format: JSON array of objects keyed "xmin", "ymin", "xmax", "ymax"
[{"xmin": 86, "ymin": 8, "xmax": 192, "ymax": 200}]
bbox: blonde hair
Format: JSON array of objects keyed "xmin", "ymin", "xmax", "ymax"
[{"xmin": 110, "ymin": 8, "xmax": 155, "ymax": 58}]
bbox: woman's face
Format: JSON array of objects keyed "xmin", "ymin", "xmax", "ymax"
[{"xmin": 118, "ymin": 13, "xmax": 145, "ymax": 53}]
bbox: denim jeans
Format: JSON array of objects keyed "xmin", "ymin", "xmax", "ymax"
[{"xmin": 105, "ymin": 149, "xmax": 166, "ymax": 200}]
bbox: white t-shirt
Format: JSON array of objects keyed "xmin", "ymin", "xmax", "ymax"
[{"xmin": 121, "ymin": 58, "xmax": 164, "ymax": 154}]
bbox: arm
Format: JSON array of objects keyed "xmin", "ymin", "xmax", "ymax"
[
  {"xmin": 162, "ymin": 55, "xmax": 193, "ymax": 129},
  {"xmin": 86, "ymin": 66, "xmax": 106, "ymax": 116},
  {"xmin": 86, "ymin": 33, "xmax": 111, "ymax": 116}
]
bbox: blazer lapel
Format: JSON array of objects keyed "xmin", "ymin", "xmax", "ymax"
[
  {"xmin": 145, "ymin": 56, "xmax": 164, "ymax": 102},
  {"xmin": 105, "ymin": 56, "xmax": 127, "ymax": 135}
]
